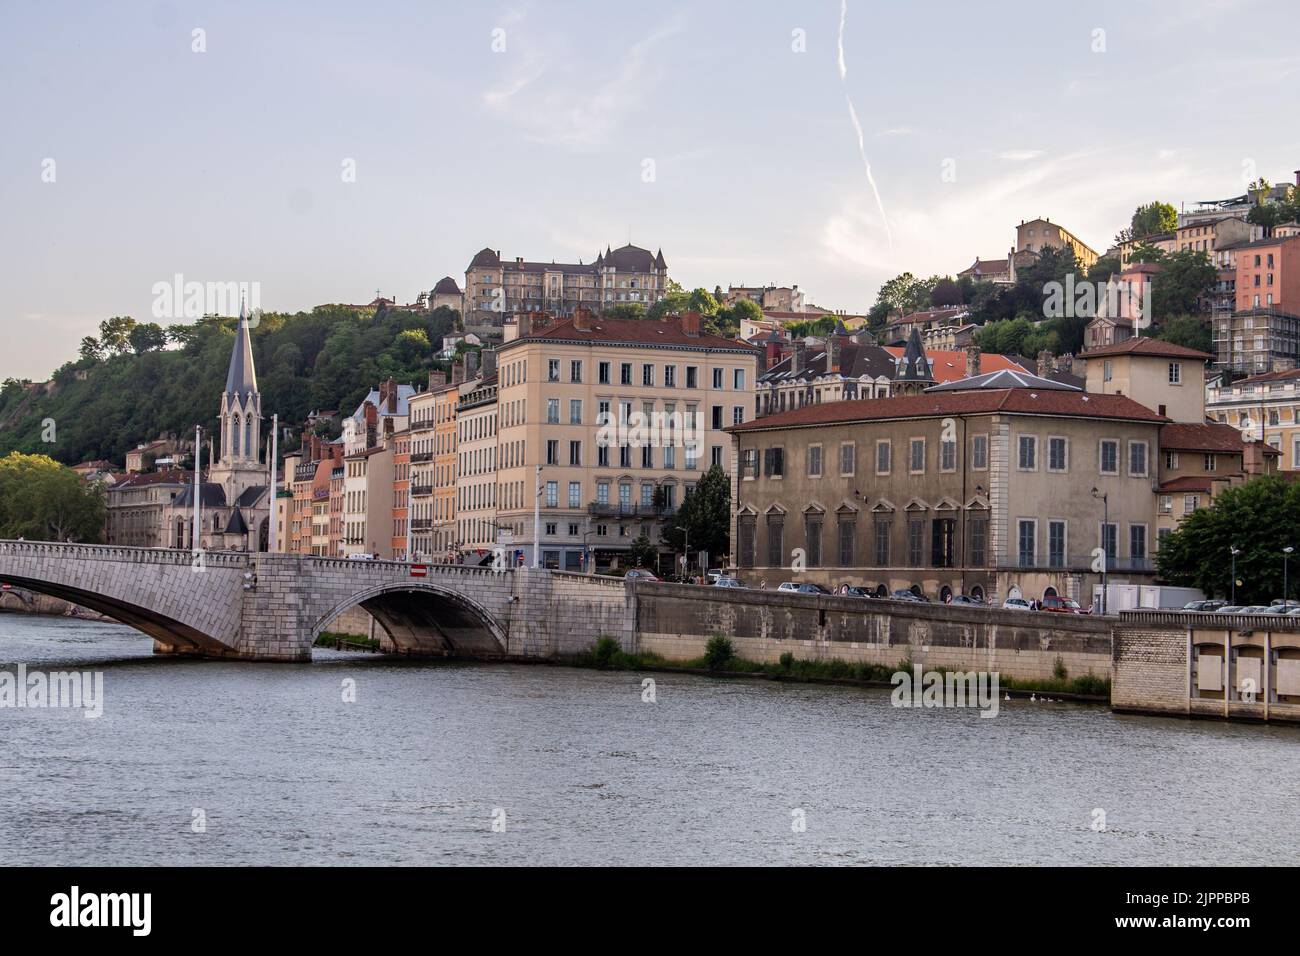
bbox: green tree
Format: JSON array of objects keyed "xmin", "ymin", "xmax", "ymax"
[
  {"xmin": 874, "ymin": 272, "xmax": 920, "ymax": 320},
  {"xmin": 1157, "ymin": 476, "xmax": 1300, "ymax": 604},
  {"xmin": 628, "ymin": 532, "xmax": 657, "ymax": 569},
  {"xmin": 687, "ymin": 288, "xmax": 720, "ymax": 315},
  {"xmin": 1130, "ymin": 201, "xmax": 1177, "ymax": 240},
  {"xmin": 78, "ymin": 337, "xmax": 102, "ymax": 363},
  {"xmin": 648, "ymin": 280, "xmax": 690, "ymax": 319},
  {"xmin": 1087, "ymin": 254, "xmax": 1122, "ymax": 285},
  {"xmin": 0, "ymin": 453, "xmax": 106, "ymax": 542},
  {"xmin": 128, "ymin": 322, "xmax": 167, "ymax": 354},
  {"xmin": 97, "ymin": 316, "xmax": 138, "ymax": 354},
  {"xmin": 1143, "ymin": 315, "xmax": 1212, "ymax": 354},
  {"xmin": 1151, "ymin": 249, "xmax": 1216, "ymax": 319},
  {"xmin": 603, "ymin": 303, "xmax": 645, "ymax": 321},
  {"xmin": 660, "ymin": 464, "xmax": 731, "ymax": 561}
]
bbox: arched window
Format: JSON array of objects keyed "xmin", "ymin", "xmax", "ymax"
[
  {"xmin": 244, "ymin": 419, "xmax": 253, "ymax": 458},
  {"xmin": 231, "ymin": 415, "xmax": 241, "ymax": 457}
]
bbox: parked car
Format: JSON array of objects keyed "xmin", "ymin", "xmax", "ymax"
[
  {"xmin": 1041, "ymin": 595, "xmax": 1089, "ymax": 615},
  {"xmin": 948, "ymin": 594, "xmax": 984, "ymax": 606},
  {"xmin": 1287, "ymin": 606, "xmax": 1300, "ymax": 617},
  {"xmin": 890, "ymin": 588, "xmax": 928, "ymax": 602},
  {"xmin": 782, "ymin": 582, "xmax": 831, "ymax": 595},
  {"xmin": 1002, "ymin": 598, "xmax": 1032, "ymax": 611},
  {"xmin": 1182, "ymin": 600, "xmax": 1227, "ymax": 612},
  {"xmin": 624, "ymin": 568, "xmax": 659, "ymax": 582},
  {"xmin": 1216, "ymin": 606, "xmax": 1245, "ymax": 614},
  {"xmin": 713, "ymin": 576, "xmax": 746, "ymax": 588},
  {"xmin": 838, "ymin": 585, "xmax": 877, "ymax": 598},
  {"xmin": 1237, "ymin": 605, "xmax": 1271, "ymax": 614},
  {"xmin": 1262, "ymin": 604, "xmax": 1295, "ymax": 614}
]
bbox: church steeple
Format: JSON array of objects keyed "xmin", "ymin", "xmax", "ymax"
[
  {"xmin": 219, "ymin": 301, "xmax": 262, "ymax": 464},
  {"xmin": 893, "ymin": 328, "xmax": 935, "ymax": 395}
]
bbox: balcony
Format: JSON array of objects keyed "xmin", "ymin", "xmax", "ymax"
[
  {"xmin": 410, "ymin": 484, "xmax": 434, "ymax": 497},
  {"xmin": 587, "ymin": 502, "xmax": 669, "ymax": 518},
  {"xmin": 994, "ymin": 553, "xmax": 1153, "ymax": 573},
  {"xmin": 410, "ymin": 519, "xmax": 433, "ymax": 531},
  {"xmin": 410, "ymin": 452, "xmax": 433, "ymax": 463}
]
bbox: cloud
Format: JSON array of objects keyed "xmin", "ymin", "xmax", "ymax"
[
  {"xmin": 876, "ymin": 127, "xmax": 916, "ymax": 138},
  {"xmin": 997, "ymin": 149, "xmax": 1045, "ymax": 162}
]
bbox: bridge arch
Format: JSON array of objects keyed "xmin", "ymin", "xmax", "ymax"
[{"xmin": 310, "ymin": 580, "xmax": 509, "ymax": 657}]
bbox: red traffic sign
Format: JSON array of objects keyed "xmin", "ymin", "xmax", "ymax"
[{"xmin": 409, "ymin": 565, "xmax": 428, "ymax": 577}]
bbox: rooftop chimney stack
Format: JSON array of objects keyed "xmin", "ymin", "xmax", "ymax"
[
  {"xmin": 1037, "ymin": 349, "xmax": 1053, "ymax": 378},
  {"xmin": 427, "ymin": 369, "xmax": 446, "ymax": 389},
  {"xmin": 828, "ymin": 334, "xmax": 842, "ymax": 373},
  {"xmin": 573, "ymin": 306, "xmax": 593, "ymax": 331},
  {"xmin": 481, "ymin": 348, "xmax": 498, "ymax": 380},
  {"xmin": 681, "ymin": 310, "xmax": 702, "ymax": 337},
  {"xmin": 465, "ymin": 349, "xmax": 480, "ymax": 379},
  {"xmin": 451, "ymin": 360, "xmax": 465, "ymax": 385},
  {"xmin": 793, "ymin": 340, "xmax": 807, "ymax": 375},
  {"xmin": 965, "ymin": 344, "xmax": 982, "ymax": 379}
]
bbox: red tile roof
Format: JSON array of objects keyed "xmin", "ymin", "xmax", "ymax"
[
  {"xmin": 881, "ymin": 346, "xmax": 1024, "ymax": 383},
  {"xmin": 1080, "ymin": 337, "xmax": 1213, "ymax": 360},
  {"xmin": 1234, "ymin": 367, "xmax": 1300, "ymax": 385},
  {"xmin": 728, "ymin": 388, "xmax": 1166, "ymax": 432},
  {"xmin": 1159, "ymin": 422, "xmax": 1250, "ymax": 453},
  {"xmin": 1158, "ymin": 476, "xmax": 1217, "ymax": 493},
  {"xmin": 506, "ymin": 315, "xmax": 759, "ymax": 352}
]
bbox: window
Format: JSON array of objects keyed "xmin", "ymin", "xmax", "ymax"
[
  {"xmin": 546, "ymin": 440, "xmax": 559, "ymax": 465},
  {"xmin": 547, "ymin": 359, "xmax": 560, "ymax": 383},
  {"xmin": 733, "ymin": 406, "xmax": 745, "ymax": 426},
  {"xmin": 907, "ymin": 518, "xmax": 925, "ymax": 566},
  {"xmin": 1168, "ymin": 362, "xmax": 1181, "ymax": 385},
  {"xmin": 1048, "ymin": 520, "xmax": 1066, "ymax": 568},
  {"xmin": 1099, "ymin": 439, "xmax": 1119, "ymax": 475},
  {"xmin": 763, "ymin": 447, "xmax": 784, "ymax": 477},
  {"xmin": 909, "ymin": 438, "xmax": 925, "ymax": 473},
  {"xmin": 971, "ymin": 434, "xmax": 988, "ymax": 470},
  {"xmin": 1127, "ymin": 522, "xmax": 1148, "ymax": 563},
  {"xmin": 545, "ymin": 523, "xmax": 557, "ymax": 536},
  {"xmin": 620, "ymin": 363, "xmax": 632, "ymax": 385},
  {"xmin": 805, "ymin": 518, "xmax": 822, "ymax": 567},
  {"xmin": 711, "ymin": 445, "xmax": 723, "ymax": 468},
  {"xmin": 712, "ymin": 368, "xmax": 724, "ymax": 389},
  {"xmin": 1017, "ymin": 519, "xmax": 1036, "ymax": 567},
  {"xmin": 664, "ymin": 365, "xmax": 676, "ymax": 388},
  {"xmin": 1165, "ymin": 451, "xmax": 1179, "ymax": 471},
  {"xmin": 1103, "ymin": 360, "xmax": 1113, "ymax": 382},
  {"xmin": 569, "ymin": 441, "xmax": 582, "ymax": 466},
  {"xmin": 686, "ymin": 366, "xmax": 698, "ymax": 389},
  {"xmin": 545, "ymin": 481, "xmax": 558, "ymax": 507},
  {"xmin": 741, "ymin": 448, "xmax": 759, "ymax": 478},
  {"xmin": 838, "ymin": 518, "xmax": 856, "ymax": 566},
  {"xmin": 931, "ymin": 518, "xmax": 955, "ymax": 568},
  {"xmin": 876, "ymin": 441, "xmax": 891, "ymax": 474},
  {"xmin": 767, "ymin": 515, "xmax": 784, "ymax": 567},
  {"xmin": 1018, "ymin": 435, "xmax": 1037, "ymax": 471},
  {"xmin": 568, "ymin": 482, "xmax": 581, "ymax": 508},
  {"xmin": 808, "ymin": 445, "xmax": 823, "ymax": 477},
  {"xmin": 1128, "ymin": 441, "xmax": 1148, "ymax": 477},
  {"xmin": 598, "ymin": 361, "xmax": 611, "ymax": 385},
  {"xmin": 940, "ymin": 438, "xmax": 956, "ymax": 472},
  {"xmin": 1184, "ymin": 494, "xmax": 1200, "ymax": 514},
  {"xmin": 874, "ymin": 519, "xmax": 891, "ymax": 566},
  {"xmin": 968, "ymin": 516, "xmax": 988, "ymax": 566},
  {"xmin": 1159, "ymin": 495, "xmax": 1172, "ymax": 514},
  {"xmin": 1203, "ymin": 453, "xmax": 1215, "ymax": 471},
  {"xmin": 642, "ymin": 364, "xmax": 654, "ymax": 387},
  {"xmin": 546, "ymin": 399, "xmax": 559, "ymax": 424},
  {"xmin": 738, "ymin": 517, "xmax": 756, "ymax": 567},
  {"xmin": 642, "ymin": 446, "xmax": 654, "ymax": 469},
  {"xmin": 733, "ymin": 368, "xmax": 746, "ymax": 391},
  {"xmin": 619, "ymin": 484, "xmax": 632, "ymax": 509},
  {"xmin": 596, "ymin": 482, "xmax": 609, "ymax": 506},
  {"xmin": 840, "ymin": 441, "xmax": 856, "ymax": 476},
  {"xmin": 1048, "ymin": 437, "xmax": 1067, "ymax": 472},
  {"xmin": 569, "ymin": 399, "xmax": 582, "ymax": 425},
  {"xmin": 1100, "ymin": 523, "xmax": 1117, "ymax": 564},
  {"xmin": 711, "ymin": 405, "xmax": 723, "ymax": 430}
]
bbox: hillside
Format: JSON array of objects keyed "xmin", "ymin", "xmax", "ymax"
[{"xmin": 0, "ymin": 305, "xmax": 458, "ymax": 466}]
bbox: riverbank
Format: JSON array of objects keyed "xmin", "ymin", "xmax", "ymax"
[
  {"xmin": 0, "ymin": 589, "xmax": 107, "ymax": 620},
  {"xmin": 562, "ymin": 635, "xmax": 1110, "ymax": 703}
]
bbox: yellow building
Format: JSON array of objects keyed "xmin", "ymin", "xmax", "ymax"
[
  {"xmin": 1082, "ymin": 338, "xmax": 1212, "ymax": 424},
  {"xmin": 493, "ymin": 310, "xmax": 760, "ymax": 571},
  {"xmin": 1206, "ymin": 367, "xmax": 1300, "ymax": 468},
  {"xmin": 1016, "ymin": 217, "xmax": 1100, "ymax": 269}
]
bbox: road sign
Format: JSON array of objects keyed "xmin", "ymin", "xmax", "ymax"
[{"xmin": 409, "ymin": 565, "xmax": 428, "ymax": 577}]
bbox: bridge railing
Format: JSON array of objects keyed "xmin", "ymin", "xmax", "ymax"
[
  {"xmin": 0, "ymin": 540, "xmax": 250, "ymax": 569},
  {"xmin": 1120, "ymin": 609, "xmax": 1300, "ymax": 629}
]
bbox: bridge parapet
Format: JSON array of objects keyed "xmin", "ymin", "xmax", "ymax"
[{"xmin": 0, "ymin": 540, "xmax": 250, "ymax": 569}]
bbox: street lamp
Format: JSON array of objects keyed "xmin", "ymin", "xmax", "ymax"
[
  {"xmin": 1091, "ymin": 487, "xmax": 1109, "ymax": 615},
  {"xmin": 1285, "ymin": 546, "xmax": 1294, "ymax": 605},
  {"xmin": 1230, "ymin": 546, "xmax": 1241, "ymax": 605}
]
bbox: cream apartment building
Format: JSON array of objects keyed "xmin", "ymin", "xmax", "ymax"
[
  {"xmin": 1206, "ymin": 367, "xmax": 1300, "ymax": 468},
  {"xmin": 454, "ymin": 372, "xmax": 500, "ymax": 558},
  {"xmin": 492, "ymin": 309, "xmax": 760, "ymax": 571},
  {"xmin": 1082, "ymin": 338, "xmax": 1212, "ymax": 424}
]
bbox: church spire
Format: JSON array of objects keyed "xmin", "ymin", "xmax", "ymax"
[
  {"xmin": 893, "ymin": 328, "xmax": 934, "ymax": 395},
  {"xmin": 225, "ymin": 299, "xmax": 258, "ymax": 402}
]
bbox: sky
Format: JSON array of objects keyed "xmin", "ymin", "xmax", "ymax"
[{"xmin": 2, "ymin": 0, "xmax": 1299, "ymax": 380}]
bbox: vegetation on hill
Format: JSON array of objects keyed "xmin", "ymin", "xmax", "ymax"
[
  {"xmin": 0, "ymin": 453, "xmax": 106, "ymax": 542},
  {"xmin": 0, "ymin": 305, "xmax": 459, "ymax": 466}
]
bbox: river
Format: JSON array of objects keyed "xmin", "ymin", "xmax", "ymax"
[{"xmin": 1, "ymin": 613, "xmax": 1296, "ymax": 866}]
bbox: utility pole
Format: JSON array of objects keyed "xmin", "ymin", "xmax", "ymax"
[
  {"xmin": 1230, "ymin": 546, "xmax": 1240, "ymax": 605},
  {"xmin": 192, "ymin": 425, "xmax": 203, "ymax": 555},
  {"xmin": 267, "ymin": 414, "xmax": 279, "ymax": 553},
  {"xmin": 532, "ymin": 464, "xmax": 542, "ymax": 569}
]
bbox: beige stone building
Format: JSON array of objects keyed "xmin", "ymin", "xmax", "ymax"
[
  {"xmin": 454, "ymin": 371, "xmax": 499, "ymax": 558},
  {"xmin": 462, "ymin": 244, "xmax": 669, "ymax": 331},
  {"xmin": 105, "ymin": 470, "xmax": 189, "ymax": 547},
  {"xmin": 1206, "ymin": 367, "xmax": 1300, "ymax": 467},
  {"xmin": 723, "ymin": 284, "xmax": 806, "ymax": 313},
  {"xmin": 1155, "ymin": 422, "xmax": 1280, "ymax": 543},
  {"xmin": 492, "ymin": 309, "xmax": 760, "ymax": 571},
  {"xmin": 1082, "ymin": 337, "xmax": 1212, "ymax": 424},
  {"xmin": 407, "ymin": 368, "xmax": 463, "ymax": 561},
  {"xmin": 727, "ymin": 378, "xmax": 1165, "ymax": 605},
  {"xmin": 1016, "ymin": 217, "xmax": 1100, "ymax": 269}
]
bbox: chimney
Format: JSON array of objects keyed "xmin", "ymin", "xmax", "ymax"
[
  {"xmin": 516, "ymin": 311, "xmax": 532, "ymax": 339},
  {"xmin": 451, "ymin": 360, "xmax": 466, "ymax": 385},
  {"xmin": 427, "ymin": 369, "xmax": 446, "ymax": 389},
  {"xmin": 385, "ymin": 377, "xmax": 398, "ymax": 412},
  {"xmin": 965, "ymin": 344, "xmax": 982, "ymax": 379},
  {"xmin": 828, "ymin": 335, "xmax": 842, "ymax": 374},
  {"xmin": 481, "ymin": 348, "xmax": 498, "ymax": 379},
  {"xmin": 1037, "ymin": 350, "xmax": 1053, "ymax": 378},
  {"xmin": 793, "ymin": 340, "xmax": 807, "ymax": 374},
  {"xmin": 465, "ymin": 349, "xmax": 480, "ymax": 379},
  {"xmin": 681, "ymin": 310, "xmax": 702, "ymax": 337},
  {"xmin": 765, "ymin": 335, "xmax": 783, "ymax": 366},
  {"xmin": 364, "ymin": 401, "xmax": 378, "ymax": 449},
  {"xmin": 1295, "ymin": 169, "xmax": 1300, "ymax": 188},
  {"xmin": 573, "ymin": 306, "xmax": 593, "ymax": 331}
]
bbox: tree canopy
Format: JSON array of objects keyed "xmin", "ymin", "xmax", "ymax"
[
  {"xmin": 660, "ymin": 464, "xmax": 731, "ymax": 561},
  {"xmin": 0, "ymin": 453, "xmax": 106, "ymax": 542}
]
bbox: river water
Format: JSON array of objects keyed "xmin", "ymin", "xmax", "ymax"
[{"xmin": 1, "ymin": 613, "xmax": 1296, "ymax": 866}]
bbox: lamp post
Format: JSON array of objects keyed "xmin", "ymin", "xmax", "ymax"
[
  {"xmin": 1091, "ymin": 487, "xmax": 1108, "ymax": 615},
  {"xmin": 1285, "ymin": 546, "xmax": 1294, "ymax": 606},
  {"xmin": 1230, "ymin": 546, "xmax": 1240, "ymax": 605},
  {"xmin": 532, "ymin": 464, "xmax": 543, "ymax": 569}
]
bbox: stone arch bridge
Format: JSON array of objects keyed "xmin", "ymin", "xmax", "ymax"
[{"xmin": 0, "ymin": 542, "xmax": 633, "ymax": 662}]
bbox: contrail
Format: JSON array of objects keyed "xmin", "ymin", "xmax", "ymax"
[{"xmin": 838, "ymin": 0, "xmax": 892, "ymax": 247}]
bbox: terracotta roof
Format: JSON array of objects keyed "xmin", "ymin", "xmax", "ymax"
[
  {"xmin": 1234, "ymin": 368, "xmax": 1300, "ymax": 385},
  {"xmin": 882, "ymin": 346, "xmax": 1024, "ymax": 382},
  {"xmin": 1158, "ymin": 476, "xmax": 1217, "ymax": 493},
  {"xmin": 505, "ymin": 315, "xmax": 759, "ymax": 352},
  {"xmin": 729, "ymin": 388, "xmax": 1167, "ymax": 432},
  {"xmin": 761, "ymin": 342, "xmax": 1022, "ymax": 386},
  {"xmin": 1160, "ymin": 422, "xmax": 1250, "ymax": 453},
  {"xmin": 1081, "ymin": 338, "xmax": 1214, "ymax": 360}
]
